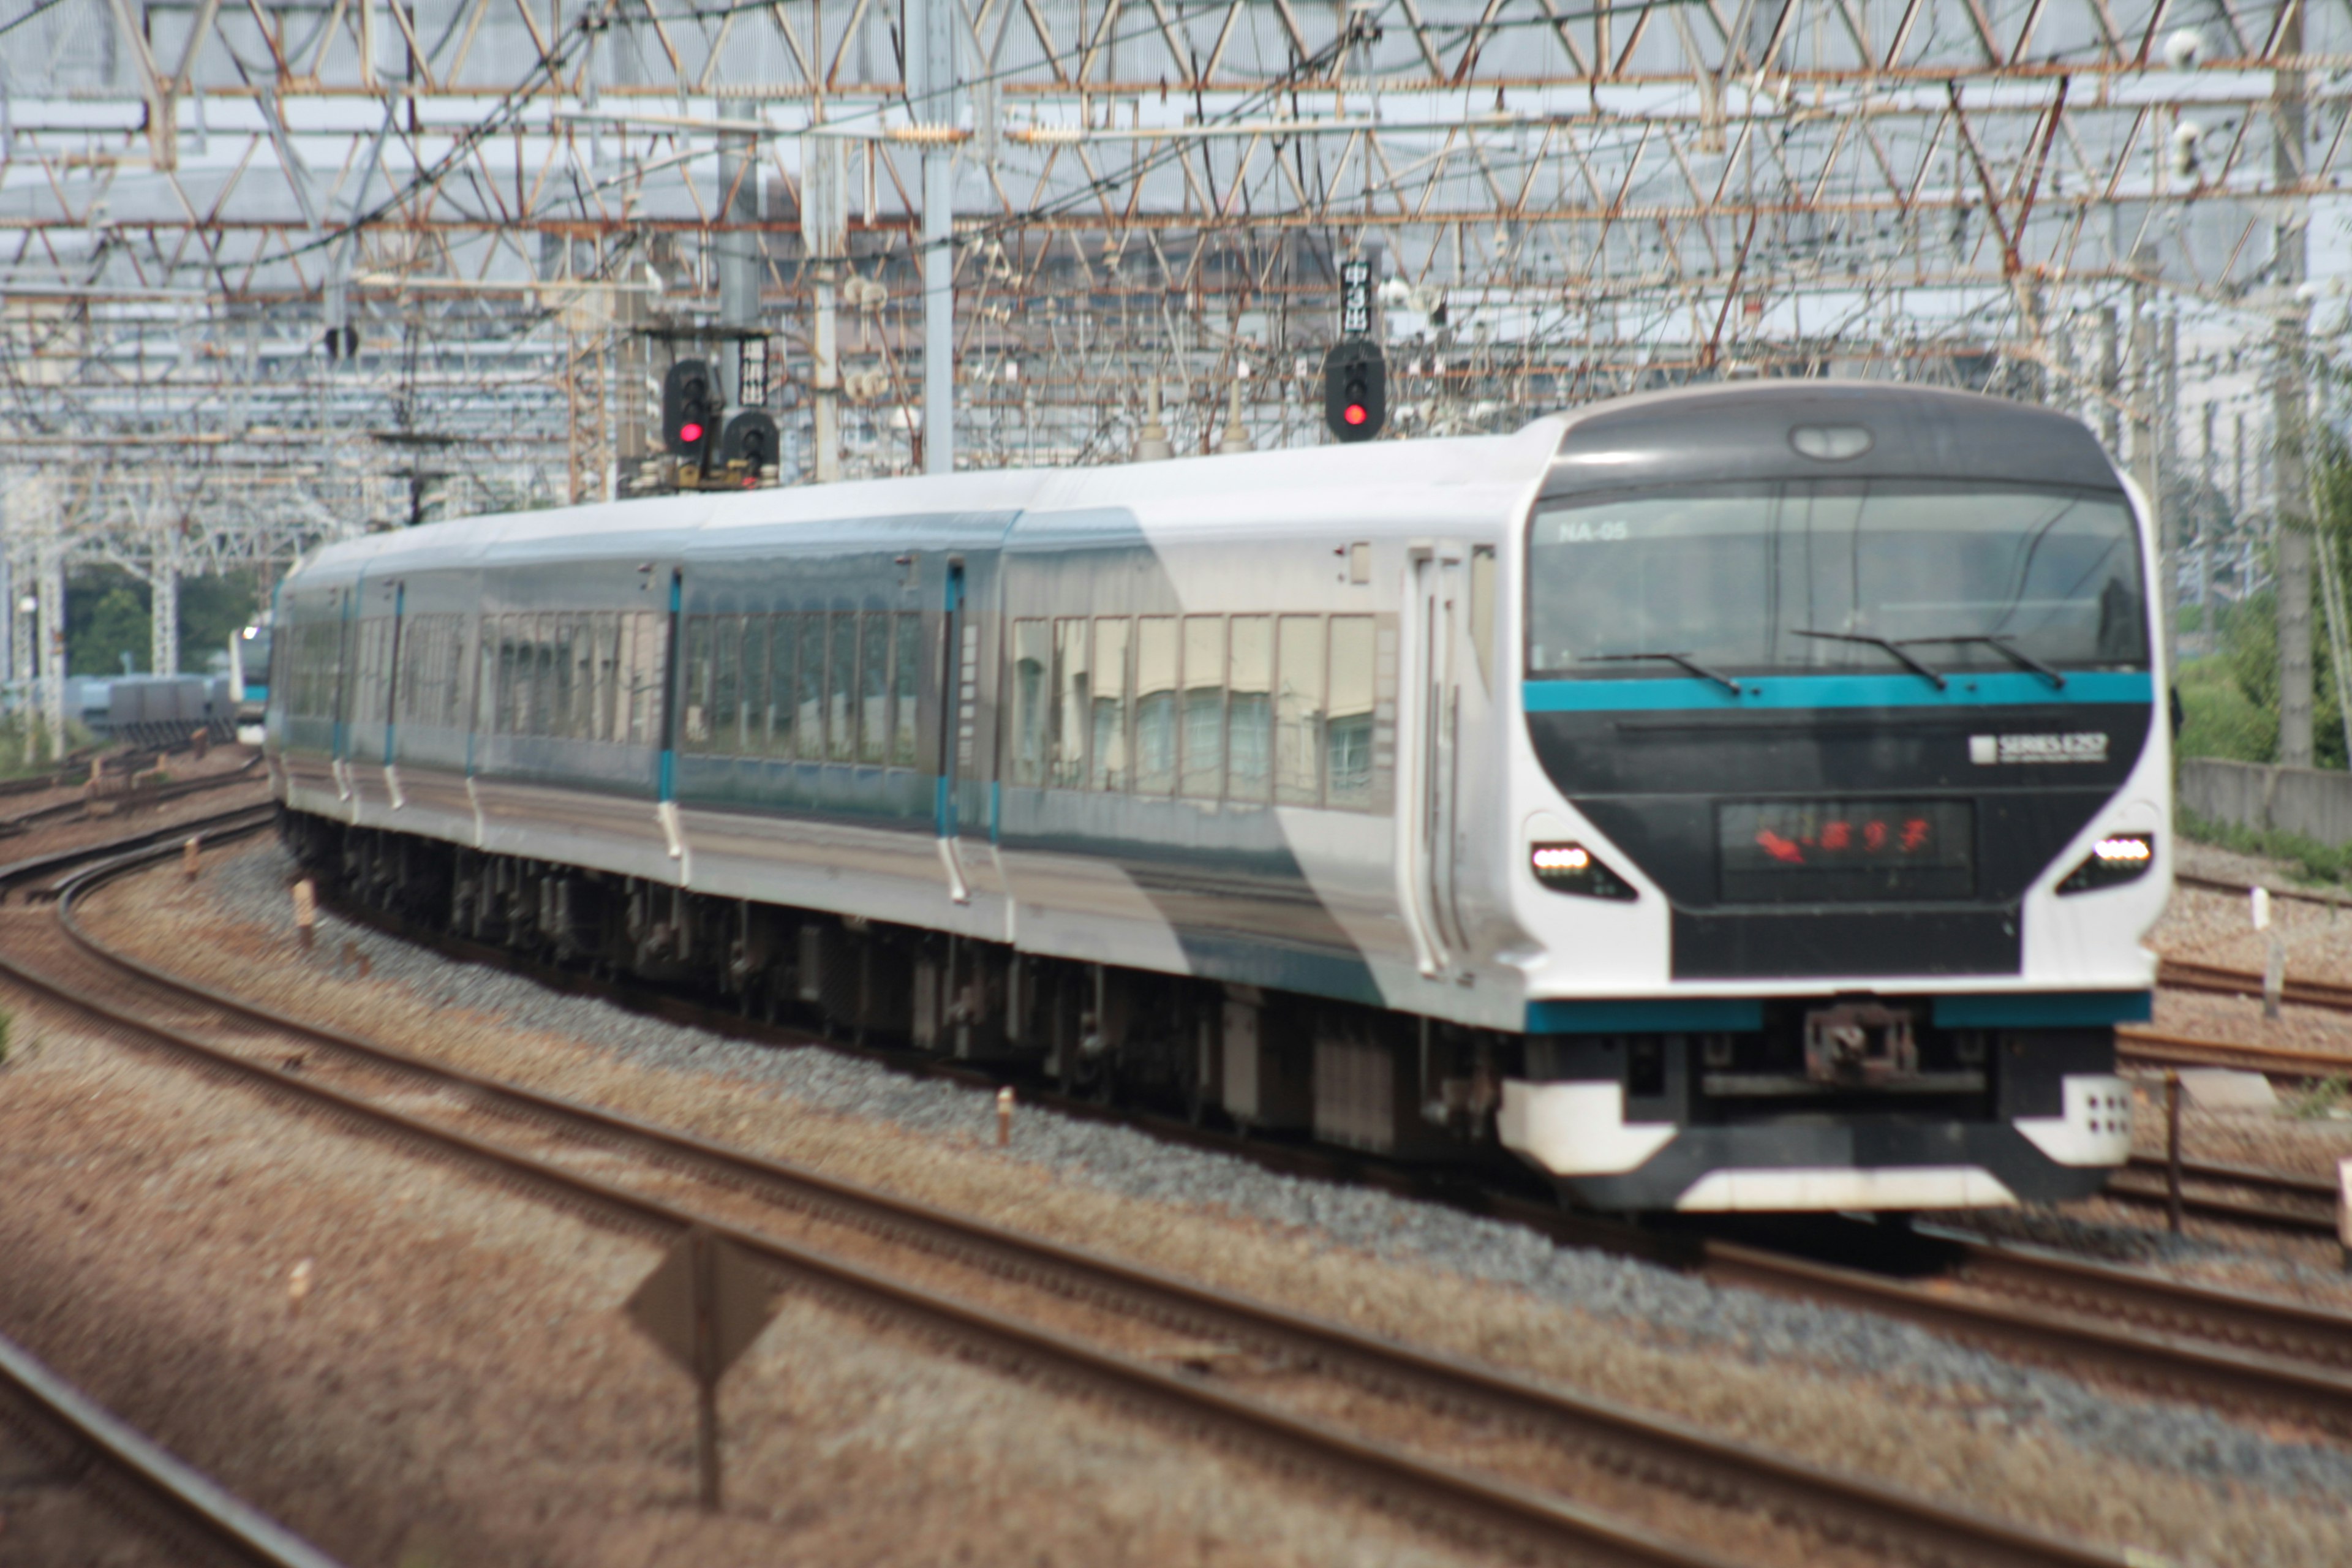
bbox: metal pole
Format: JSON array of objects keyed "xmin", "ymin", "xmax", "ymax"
[
  {"xmin": 2275, "ymin": 5, "xmax": 2315, "ymax": 767},
  {"xmin": 912, "ymin": 0, "xmax": 957, "ymax": 475}
]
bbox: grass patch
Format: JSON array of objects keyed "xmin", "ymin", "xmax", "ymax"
[
  {"xmin": 2180, "ymin": 809, "xmax": 2352, "ymax": 888},
  {"xmin": 2290, "ymin": 1074, "xmax": 2352, "ymax": 1120},
  {"xmin": 2174, "ymin": 653, "xmax": 2277, "ymax": 765}
]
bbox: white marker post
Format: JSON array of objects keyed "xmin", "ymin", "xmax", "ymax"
[{"xmin": 2338, "ymin": 1158, "xmax": 2352, "ymax": 1273}]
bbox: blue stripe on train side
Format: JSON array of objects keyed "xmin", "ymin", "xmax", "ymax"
[{"xmin": 1523, "ymin": 671, "xmax": 2155, "ymax": 712}]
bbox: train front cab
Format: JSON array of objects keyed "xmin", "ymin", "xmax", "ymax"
[{"xmin": 1491, "ymin": 384, "xmax": 2164, "ymax": 1213}]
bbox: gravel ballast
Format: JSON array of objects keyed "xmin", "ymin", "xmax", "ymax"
[{"xmin": 59, "ymin": 833, "xmax": 2327, "ymax": 1564}]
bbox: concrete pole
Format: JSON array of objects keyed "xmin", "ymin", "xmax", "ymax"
[
  {"xmin": 801, "ymin": 136, "xmax": 845, "ymax": 483},
  {"xmin": 37, "ymin": 520, "xmax": 63, "ymax": 761},
  {"xmin": 717, "ymin": 120, "xmax": 763, "ymax": 379},
  {"xmin": 2133, "ymin": 288, "xmax": 2173, "ymax": 677},
  {"xmin": 2097, "ymin": 306, "xmax": 2122, "ymax": 453},
  {"xmin": 150, "ymin": 532, "xmax": 178, "ymax": 677},
  {"xmin": 910, "ymin": 0, "xmax": 958, "ymax": 475},
  {"xmin": 2275, "ymin": 6, "xmax": 2314, "ymax": 768}
]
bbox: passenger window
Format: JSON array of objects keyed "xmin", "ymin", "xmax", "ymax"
[
  {"xmin": 741, "ymin": 617, "xmax": 767, "ymax": 755},
  {"xmin": 827, "ymin": 613, "xmax": 858, "ymax": 761},
  {"xmin": 1052, "ymin": 617, "xmax": 1090, "ymax": 789},
  {"xmin": 892, "ymin": 612, "xmax": 922, "ymax": 767},
  {"xmin": 1326, "ymin": 617, "xmax": 1376, "ymax": 810},
  {"xmin": 1133, "ymin": 617, "xmax": 1177, "ymax": 796},
  {"xmin": 1009, "ymin": 619, "xmax": 1050, "ymax": 788},
  {"xmin": 714, "ymin": 616, "xmax": 743, "ymax": 755},
  {"xmin": 767, "ymin": 614, "xmax": 796, "ymax": 756},
  {"xmin": 596, "ymin": 613, "xmax": 622, "ymax": 742},
  {"xmin": 1179, "ymin": 616, "xmax": 1224, "ymax": 800},
  {"xmin": 1091, "ymin": 619, "xmax": 1130, "ymax": 791},
  {"xmin": 1275, "ymin": 615, "xmax": 1325, "ymax": 805},
  {"xmin": 682, "ymin": 616, "xmax": 713, "ymax": 748},
  {"xmin": 859, "ymin": 612, "xmax": 891, "ymax": 765},
  {"xmin": 533, "ymin": 616, "xmax": 557, "ymax": 737},
  {"xmin": 796, "ymin": 615, "xmax": 827, "ymax": 761},
  {"xmin": 625, "ymin": 612, "xmax": 663, "ymax": 747},
  {"xmin": 1226, "ymin": 616, "xmax": 1272, "ymax": 803}
]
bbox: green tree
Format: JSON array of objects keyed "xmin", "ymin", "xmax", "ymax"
[
  {"xmin": 66, "ymin": 568, "xmax": 151, "ymax": 676},
  {"xmin": 176, "ymin": 570, "xmax": 261, "ymax": 674}
]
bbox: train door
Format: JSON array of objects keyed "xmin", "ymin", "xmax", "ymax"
[
  {"xmin": 935, "ymin": 557, "xmax": 973, "ymax": 902},
  {"xmin": 1400, "ymin": 545, "xmax": 1468, "ymax": 976}
]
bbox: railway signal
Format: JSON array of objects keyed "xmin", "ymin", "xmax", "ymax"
[
  {"xmin": 719, "ymin": 409, "xmax": 780, "ymax": 480},
  {"xmin": 662, "ymin": 359, "xmax": 718, "ymax": 464},
  {"xmin": 1323, "ymin": 340, "xmax": 1386, "ymax": 442}
]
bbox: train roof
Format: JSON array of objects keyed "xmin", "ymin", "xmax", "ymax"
[{"xmin": 281, "ymin": 417, "xmax": 1570, "ymax": 590}]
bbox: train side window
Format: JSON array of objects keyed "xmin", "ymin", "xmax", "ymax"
[
  {"xmin": 1008, "ymin": 619, "xmax": 1050, "ymax": 788},
  {"xmin": 1275, "ymin": 615, "xmax": 1325, "ymax": 806},
  {"xmin": 744, "ymin": 617, "xmax": 771, "ymax": 756},
  {"xmin": 594, "ymin": 613, "xmax": 620, "ymax": 742},
  {"xmin": 827, "ymin": 612, "xmax": 859, "ymax": 762},
  {"xmin": 618, "ymin": 613, "xmax": 651, "ymax": 746},
  {"xmin": 1090, "ymin": 618, "xmax": 1130, "ymax": 791},
  {"xmin": 715, "ymin": 615, "xmax": 745, "ymax": 755},
  {"xmin": 571, "ymin": 617, "xmax": 597, "ymax": 739},
  {"xmin": 1051, "ymin": 617, "xmax": 1090, "ymax": 790},
  {"xmin": 859, "ymin": 612, "xmax": 891, "ymax": 765},
  {"xmin": 891, "ymin": 612, "xmax": 921, "ymax": 767},
  {"xmin": 535, "ymin": 615, "xmax": 559, "ymax": 737},
  {"xmin": 796, "ymin": 615, "xmax": 827, "ymax": 761},
  {"xmin": 1226, "ymin": 616, "xmax": 1273, "ymax": 804},
  {"xmin": 550, "ymin": 616, "xmax": 576, "ymax": 739},
  {"xmin": 1134, "ymin": 617, "xmax": 1178, "ymax": 795},
  {"xmin": 682, "ymin": 616, "xmax": 714, "ymax": 748},
  {"xmin": 1326, "ymin": 617, "xmax": 1376, "ymax": 810},
  {"xmin": 1179, "ymin": 616, "xmax": 1224, "ymax": 800},
  {"xmin": 767, "ymin": 614, "xmax": 796, "ymax": 756},
  {"xmin": 497, "ymin": 617, "xmax": 521, "ymax": 736}
]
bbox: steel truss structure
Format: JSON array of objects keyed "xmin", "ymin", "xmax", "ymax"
[{"xmin": 0, "ymin": 0, "xmax": 2347, "ymax": 695}]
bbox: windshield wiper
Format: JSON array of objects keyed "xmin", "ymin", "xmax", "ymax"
[
  {"xmin": 1896, "ymin": 633, "xmax": 2067, "ymax": 690},
  {"xmin": 1792, "ymin": 629, "xmax": 1948, "ymax": 690},
  {"xmin": 1583, "ymin": 650, "xmax": 1744, "ymax": 695}
]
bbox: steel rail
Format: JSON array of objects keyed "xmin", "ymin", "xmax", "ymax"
[
  {"xmin": 275, "ymin": 834, "xmax": 2352, "ymax": 1450},
  {"xmin": 2096, "ymin": 1156, "xmax": 2341, "ymax": 1237},
  {"xmin": 0, "ymin": 824, "xmax": 1749, "ymax": 1568},
  {"xmin": 1909, "ymin": 1221, "xmax": 2352, "ymax": 1360},
  {"xmin": 2158, "ymin": 957, "xmax": 2352, "ymax": 1015},
  {"xmin": 2173, "ymin": 873, "xmax": 2350, "ymax": 910},
  {"xmin": 2117, "ymin": 1025, "xmax": 2352, "ymax": 1080},
  {"xmin": 0, "ymin": 1330, "xmax": 347, "ymax": 1568},
  {"xmin": 1699, "ymin": 1238, "xmax": 2352, "ymax": 1434},
  {"xmin": 43, "ymin": 826, "xmax": 2136, "ymax": 1568}
]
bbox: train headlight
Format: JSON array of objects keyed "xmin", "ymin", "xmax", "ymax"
[
  {"xmin": 1529, "ymin": 842, "xmax": 1637, "ymax": 900},
  {"xmin": 2057, "ymin": 832, "xmax": 2155, "ymax": 894}
]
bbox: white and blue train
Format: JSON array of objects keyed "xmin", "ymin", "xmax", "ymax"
[{"xmin": 268, "ymin": 382, "xmax": 2167, "ymax": 1213}]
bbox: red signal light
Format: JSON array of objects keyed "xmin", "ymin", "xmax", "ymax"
[
  {"xmin": 1343, "ymin": 403, "xmax": 1368, "ymax": 426},
  {"xmin": 679, "ymin": 420, "xmax": 705, "ymax": 444}
]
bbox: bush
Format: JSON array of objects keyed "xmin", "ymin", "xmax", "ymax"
[{"xmin": 2180, "ymin": 809, "xmax": 2352, "ymax": 887}]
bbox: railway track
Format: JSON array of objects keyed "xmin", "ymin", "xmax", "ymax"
[
  {"xmin": 2100, "ymin": 1155, "xmax": 2342, "ymax": 1237},
  {"xmin": 2116, "ymin": 1024, "xmax": 2352, "ymax": 1081},
  {"xmin": 0, "ymin": 1319, "xmax": 343, "ymax": 1567},
  {"xmin": 2157, "ymin": 956, "xmax": 2352, "ymax": 1016},
  {"xmin": 0, "ymin": 808, "xmax": 2145, "ymax": 1568}
]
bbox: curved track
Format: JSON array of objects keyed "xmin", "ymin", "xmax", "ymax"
[
  {"xmin": 0, "ymin": 1147, "xmax": 341, "ymax": 1568},
  {"xmin": 0, "ymin": 810, "xmax": 2153, "ymax": 1568},
  {"xmin": 286, "ymin": 834, "xmax": 2352, "ymax": 1435}
]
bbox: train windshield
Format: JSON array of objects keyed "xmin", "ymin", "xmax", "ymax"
[{"xmin": 1525, "ymin": 481, "xmax": 2146, "ymax": 681}]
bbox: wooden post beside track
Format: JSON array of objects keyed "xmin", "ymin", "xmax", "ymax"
[
  {"xmin": 292, "ymin": 878, "xmax": 317, "ymax": 952},
  {"xmin": 2165, "ymin": 1069, "xmax": 2185, "ymax": 1235}
]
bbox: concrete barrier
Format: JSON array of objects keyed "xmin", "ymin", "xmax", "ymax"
[{"xmin": 2180, "ymin": 758, "xmax": 2352, "ymax": 846}]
